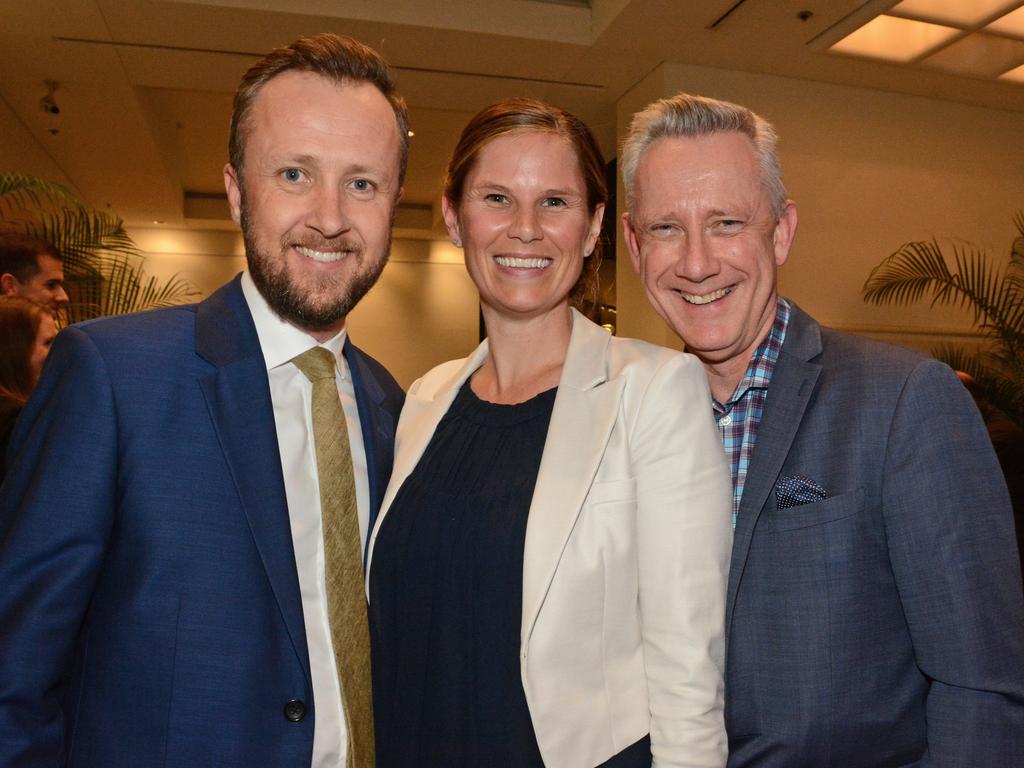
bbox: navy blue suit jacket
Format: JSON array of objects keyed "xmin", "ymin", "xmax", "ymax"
[
  {"xmin": 0, "ymin": 276, "xmax": 404, "ymax": 767},
  {"xmin": 725, "ymin": 302, "xmax": 1024, "ymax": 767}
]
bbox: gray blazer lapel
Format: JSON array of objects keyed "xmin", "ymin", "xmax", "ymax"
[
  {"xmin": 521, "ymin": 311, "xmax": 622, "ymax": 645},
  {"xmin": 726, "ymin": 304, "xmax": 822, "ymax": 632}
]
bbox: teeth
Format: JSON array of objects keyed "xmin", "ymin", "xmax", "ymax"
[
  {"xmin": 296, "ymin": 246, "xmax": 346, "ymax": 263},
  {"xmin": 495, "ymin": 256, "xmax": 551, "ymax": 269},
  {"xmin": 681, "ymin": 287, "xmax": 732, "ymax": 305}
]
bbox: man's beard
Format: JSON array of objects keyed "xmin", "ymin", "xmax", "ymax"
[{"xmin": 240, "ymin": 195, "xmax": 390, "ymax": 333}]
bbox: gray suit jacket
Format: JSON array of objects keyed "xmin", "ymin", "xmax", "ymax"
[{"xmin": 725, "ymin": 301, "xmax": 1024, "ymax": 767}]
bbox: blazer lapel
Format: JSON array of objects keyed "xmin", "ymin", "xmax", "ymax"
[
  {"xmin": 344, "ymin": 340, "xmax": 395, "ymax": 543},
  {"xmin": 365, "ymin": 341, "xmax": 491, "ymax": 576},
  {"xmin": 195, "ymin": 277, "xmax": 311, "ymax": 683},
  {"xmin": 726, "ymin": 304, "xmax": 822, "ymax": 633},
  {"xmin": 521, "ymin": 311, "xmax": 623, "ymax": 645}
]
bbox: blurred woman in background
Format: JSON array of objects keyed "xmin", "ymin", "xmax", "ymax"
[
  {"xmin": 0, "ymin": 296, "xmax": 57, "ymax": 480},
  {"xmin": 368, "ymin": 98, "xmax": 732, "ymax": 768}
]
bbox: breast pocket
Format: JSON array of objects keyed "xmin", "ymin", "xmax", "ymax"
[{"xmin": 765, "ymin": 487, "xmax": 864, "ymax": 532}]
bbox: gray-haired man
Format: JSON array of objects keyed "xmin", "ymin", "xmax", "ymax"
[{"xmin": 622, "ymin": 92, "xmax": 1024, "ymax": 766}]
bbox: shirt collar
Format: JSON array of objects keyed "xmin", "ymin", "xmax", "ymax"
[
  {"xmin": 240, "ymin": 271, "xmax": 349, "ymax": 378},
  {"xmin": 716, "ymin": 296, "xmax": 791, "ymax": 410}
]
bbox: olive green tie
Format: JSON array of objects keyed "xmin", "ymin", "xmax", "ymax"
[{"xmin": 291, "ymin": 346, "xmax": 374, "ymax": 768}]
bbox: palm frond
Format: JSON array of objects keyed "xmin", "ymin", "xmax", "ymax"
[
  {"xmin": 863, "ymin": 239, "xmax": 952, "ymax": 306},
  {"xmin": 2, "ymin": 172, "xmax": 199, "ymax": 321},
  {"xmin": 934, "ymin": 350, "xmax": 1024, "ymax": 432},
  {"xmin": 864, "ymin": 237, "xmax": 1024, "ymax": 354},
  {"xmin": 22, "ymin": 209, "xmax": 130, "ymax": 277},
  {"xmin": 0, "ymin": 172, "xmax": 84, "ymax": 217},
  {"xmin": 866, "ymin": 212, "xmax": 1024, "ymax": 431}
]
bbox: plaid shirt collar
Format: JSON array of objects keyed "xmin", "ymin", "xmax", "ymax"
[
  {"xmin": 712, "ymin": 297, "xmax": 791, "ymax": 526},
  {"xmin": 714, "ymin": 297, "xmax": 791, "ymax": 414}
]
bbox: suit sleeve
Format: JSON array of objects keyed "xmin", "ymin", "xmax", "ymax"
[
  {"xmin": 633, "ymin": 353, "xmax": 733, "ymax": 768},
  {"xmin": 0, "ymin": 327, "xmax": 119, "ymax": 766},
  {"xmin": 882, "ymin": 359, "xmax": 1024, "ymax": 765}
]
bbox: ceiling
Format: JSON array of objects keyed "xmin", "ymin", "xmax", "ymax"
[{"xmin": 2, "ymin": 0, "xmax": 1022, "ymax": 235}]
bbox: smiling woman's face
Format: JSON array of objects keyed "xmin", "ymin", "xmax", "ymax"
[{"xmin": 444, "ymin": 130, "xmax": 604, "ymax": 323}]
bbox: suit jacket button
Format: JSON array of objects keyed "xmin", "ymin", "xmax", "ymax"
[{"xmin": 283, "ymin": 699, "xmax": 306, "ymax": 722}]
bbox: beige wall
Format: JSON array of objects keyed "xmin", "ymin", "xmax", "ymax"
[
  {"xmin": 128, "ymin": 227, "xmax": 480, "ymax": 389},
  {"xmin": 128, "ymin": 66, "xmax": 1023, "ymax": 385},
  {"xmin": 615, "ymin": 63, "xmax": 1024, "ymax": 354}
]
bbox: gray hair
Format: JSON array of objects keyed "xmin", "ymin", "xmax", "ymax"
[{"xmin": 620, "ymin": 93, "xmax": 787, "ymax": 217}]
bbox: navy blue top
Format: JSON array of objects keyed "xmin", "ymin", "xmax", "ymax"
[{"xmin": 370, "ymin": 381, "xmax": 651, "ymax": 767}]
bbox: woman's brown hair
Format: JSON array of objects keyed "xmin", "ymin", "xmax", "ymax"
[
  {"xmin": 0, "ymin": 297, "xmax": 49, "ymax": 404},
  {"xmin": 444, "ymin": 98, "xmax": 608, "ymax": 307}
]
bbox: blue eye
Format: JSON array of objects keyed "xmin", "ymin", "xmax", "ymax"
[
  {"xmin": 348, "ymin": 178, "xmax": 379, "ymax": 195},
  {"xmin": 542, "ymin": 197, "xmax": 567, "ymax": 208},
  {"xmin": 716, "ymin": 219, "xmax": 743, "ymax": 232},
  {"xmin": 282, "ymin": 168, "xmax": 305, "ymax": 183}
]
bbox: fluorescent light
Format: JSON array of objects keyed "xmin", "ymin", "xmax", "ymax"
[
  {"xmin": 891, "ymin": 0, "xmax": 1019, "ymax": 26},
  {"xmin": 988, "ymin": 5, "xmax": 1024, "ymax": 37},
  {"xmin": 830, "ymin": 15, "xmax": 961, "ymax": 62},
  {"xmin": 999, "ymin": 62, "xmax": 1024, "ymax": 81}
]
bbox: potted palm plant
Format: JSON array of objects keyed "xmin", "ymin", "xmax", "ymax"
[
  {"xmin": 863, "ymin": 215, "xmax": 1024, "ymax": 567},
  {"xmin": 862, "ymin": 212, "xmax": 1024, "ymax": 431},
  {"xmin": 0, "ymin": 172, "xmax": 198, "ymax": 323}
]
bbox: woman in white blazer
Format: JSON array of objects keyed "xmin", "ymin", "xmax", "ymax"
[{"xmin": 367, "ymin": 98, "xmax": 732, "ymax": 768}]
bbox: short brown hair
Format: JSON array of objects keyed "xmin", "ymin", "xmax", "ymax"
[
  {"xmin": 444, "ymin": 98, "xmax": 607, "ymax": 307},
  {"xmin": 228, "ymin": 33, "xmax": 410, "ymax": 185},
  {"xmin": 0, "ymin": 235, "xmax": 61, "ymax": 283},
  {"xmin": 0, "ymin": 296, "xmax": 50, "ymax": 403}
]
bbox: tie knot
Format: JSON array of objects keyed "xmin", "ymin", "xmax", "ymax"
[{"xmin": 292, "ymin": 346, "xmax": 337, "ymax": 382}]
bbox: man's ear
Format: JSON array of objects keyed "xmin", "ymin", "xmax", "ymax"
[
  {"xmin": 773, "ymin": 201, "xmax": 798, "ymax": 268},
  {"xmin": 223, "ymin": 163, "xmax": 243, "ymax": 226},
  {"xmin": 0, "ymin": 272, "xmax": 20, "ymax": 297},
  {"xmin": 622, "ymin": 212, "xmax": 643, "ymax": 275}
]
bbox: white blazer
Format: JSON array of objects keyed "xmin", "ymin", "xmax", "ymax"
[{"xmin": 367, "ymin": 310, "xmax": 732, "ymax": 768}]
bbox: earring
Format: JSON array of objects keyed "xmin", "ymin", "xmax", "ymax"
[{"xmin": 452, "ymin": 236, "xmax": 462, "ymax": 247}]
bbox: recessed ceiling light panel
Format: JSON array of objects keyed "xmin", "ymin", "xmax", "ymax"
[
  {"xmin": 891, "ymin": 0, "xmax": 1019, "ymax": 27},
  {"xmin": 830, "ymin": 15, "xmax": 960, "ymax": 62},
  {"xmin": 999, "ymin": 62, "xmax": 1024, "ymax": 81},
  {"xmin": 988, "ymin": 5, "xmax": 1024, "ymax": 38}
]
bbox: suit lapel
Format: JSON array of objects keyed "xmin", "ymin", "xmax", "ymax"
[
  {"xmin": 521, "ymin": 311, "xmax": 622, "ymax": 645},
  {"xmin": 726, "ymin": 304, "xmax": 822, "ymax": 633},
  {"xmin": 344, "ymin": 340, "xmax": 395, "ymax": 542},
  {"xmin": 195, "ymin": 277, "xmax": 311, "ymax": 682},
  {"xmin": 366, "ymin": 341, "xmax": 491, "ymax": 575}
]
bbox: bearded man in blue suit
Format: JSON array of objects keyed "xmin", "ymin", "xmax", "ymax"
[
  {"xmin": 622, "ymin": 93, "xmax": 1024, "ymax": 766},
  {"xmin": 0, "ymin": 33, "xmax": 406, "ymax": 767}
]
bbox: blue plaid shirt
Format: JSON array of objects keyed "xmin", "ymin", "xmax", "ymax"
[{"xmin": 713, "ymin": 297, "xmax": 791, "ymax": 527}]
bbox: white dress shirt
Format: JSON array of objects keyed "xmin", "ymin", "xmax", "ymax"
[{"xmin": 241, "ymin": 272, "xmax": 370, "ymax": 768}]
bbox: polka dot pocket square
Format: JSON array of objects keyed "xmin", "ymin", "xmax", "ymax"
[{"xmin": 775, "ymin": 474, "xmax": 828, "ymax": 510}]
